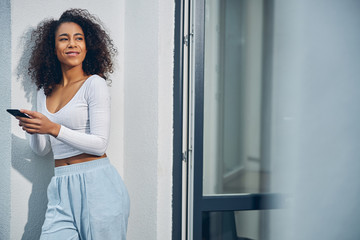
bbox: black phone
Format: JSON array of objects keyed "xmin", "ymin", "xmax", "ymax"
[{"xmin": 6, "ymin": 109, "xmax": 30, "ymax": 118}]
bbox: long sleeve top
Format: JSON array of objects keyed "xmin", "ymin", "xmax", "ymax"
[{"xmin": 29, "ymin": 75, "xmax": 111, "ymax": 159}]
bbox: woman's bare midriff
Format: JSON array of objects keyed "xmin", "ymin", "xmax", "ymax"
[{"xmin": 55, "ymin": 153, "xmax": 107, "ymax": 167}]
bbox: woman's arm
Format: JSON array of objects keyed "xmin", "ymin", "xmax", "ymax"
[
  {"xmin": 19, "ymin": 90, "xmax": 54, "ymax": 156},
  {"xmin": 29, "ymin": 133, "xmax": 52, "ymax": 156},
  {"xmin": 18, "ymin": 110, "xmax": 59, "ymax": 156}
]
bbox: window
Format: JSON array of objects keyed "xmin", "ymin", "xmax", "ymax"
[{"xmin": 174, "ymin": 0, "xmax": 281, "ymax": 239}]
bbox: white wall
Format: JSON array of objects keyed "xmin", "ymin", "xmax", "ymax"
[
  {"xmin": 270, "ymin": 0, "xmax": 360, "ymax": 239},
  {"xmin": 3, "ymin": 0, "xmax": 174, "ymax": 239},
  {"xmin": 0, "ymin": 1, "xmax": 12, "ymax": 239},
  {"xmin": 124, "ymin": 0, "xmax": 174, "ymax": 239}
]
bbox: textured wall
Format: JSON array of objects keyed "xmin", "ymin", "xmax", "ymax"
[
  {"xmin": 124, "ymin": 0, "xmax": 174, "ymax": 239},
  {"xmin": 157, "ymin": 1, "xmax": 175, "ymax": 238},
  {"xmin": 124, "ymin": 1, "xmax": 158, "ymax": 238},
  {"xmin": 0, "ymin": 1, "xmax": 11, "ymax": 239}
]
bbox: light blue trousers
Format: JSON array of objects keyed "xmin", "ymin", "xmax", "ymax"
[{"xmin": 40, "ymin": 158, "xmax": 130, "ymax": 240}]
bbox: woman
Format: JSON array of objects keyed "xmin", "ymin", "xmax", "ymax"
[{"xmin": 17, "ymin": 8, "xmax": 130, "ymax": 240}]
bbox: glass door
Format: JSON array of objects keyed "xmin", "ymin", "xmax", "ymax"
[
  {"xmin": 203, "ymin": 0, "xmax": 265, "ymax": 196},
  {"xmin": 186, "ymin": 0, "xmax": 281, "ymax": 239}
]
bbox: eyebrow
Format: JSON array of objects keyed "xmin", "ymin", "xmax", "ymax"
[{"xmin": 57, "ymin": 33, "xmax": 84, "ymax": 38}]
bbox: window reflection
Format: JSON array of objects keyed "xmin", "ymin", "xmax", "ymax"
[
  {"xmin": 202, "ymin": 210, "xmax": 285, "ymax": 240},
  {"xmin": 203, "ymin": 0, "xmax": 267, "ymax": 195}
]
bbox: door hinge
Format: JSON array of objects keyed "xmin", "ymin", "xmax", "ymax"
[
  {"xmin": 182, "ymin": 151, "xmax": 188, "ymax": 162},
  {"xmin": 184, "ymin": 32, "xmax": 193, "ymax": 46},
  {"xmin": 182, "ymin": 148, "xmax": 193, "ymax": 163}
]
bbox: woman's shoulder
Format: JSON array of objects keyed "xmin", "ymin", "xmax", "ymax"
[
  {"xmin": 84, "ymin": 74, "xmax": 110, "ymax": 99},
  {"xmin": 86, "ymin": 74, "xmax": 107, "ymax": 87}
]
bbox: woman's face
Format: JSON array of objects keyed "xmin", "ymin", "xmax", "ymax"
[{"xmin": 55, "ymin": 22, "xmax": 87, "ymax": 71}]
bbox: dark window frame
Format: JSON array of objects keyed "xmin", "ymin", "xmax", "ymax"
[
  {"xmin": 173, "ymin": 0, "xmax": 185, "ymax": 239},
  {"xmin": 173, "ymin": 0, "xmax": 279, "ymax": 239}
]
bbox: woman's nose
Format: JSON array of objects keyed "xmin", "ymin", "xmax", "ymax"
[{"xmin": 68, "ymin": 39, "xmax": 76, "ymax": 47}]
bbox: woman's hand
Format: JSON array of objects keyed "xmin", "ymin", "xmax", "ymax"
[{"xmin": 17, "ymin": 109, "xmax": 60, "ymax": 137}]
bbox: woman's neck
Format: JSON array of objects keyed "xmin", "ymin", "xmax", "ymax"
[{"xmin": 61, "ymin": 66, "xmax": 88, "ymax": 87}]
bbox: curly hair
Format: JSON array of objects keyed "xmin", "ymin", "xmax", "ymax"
[{"xmin": 28, "ymin": 8, "xmax": 117, "ymax": 96}]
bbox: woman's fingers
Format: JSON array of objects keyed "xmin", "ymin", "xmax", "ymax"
[
  {"xmin": 17, "ymin": 118, "xmax": 39, "ymax": 128},
  {"xmin": 20, "ymin": 120, "xmax": 41, "ymax": 133},
  {"xmin": 22, "ymin": 123, "xmax": 40, "ymax": 130},
  {"xmin": 22, "ymin": 126, "xmax": 38, "ymax": 134},
  {"xmin": 18, "ymin": 117, "xmax": 41, "ymax": 132},
  {"xmin": 20, "ymin": 109, "xmax": 40, "ymax": 118}
]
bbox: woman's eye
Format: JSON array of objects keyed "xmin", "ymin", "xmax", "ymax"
[
  {"xmin": 76, "ymin": 37, "xmax": 84, "ymax": 41},
  {"xmin": 59, "ymin": 38, "xmax": 68, "ymax": 41}
]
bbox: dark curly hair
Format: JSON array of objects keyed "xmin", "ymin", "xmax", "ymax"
[{"xmin": 28, "ymin": 8, "xmax": 117, "ymax": 96}]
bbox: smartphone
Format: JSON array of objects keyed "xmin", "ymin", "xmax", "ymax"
[{"xmin": 6, "ymin": 109, "xmax": 30, "ymax": 118}]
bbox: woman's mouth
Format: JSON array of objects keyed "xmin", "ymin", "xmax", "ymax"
[{"xmin": 66, "ymin": 51, "xmax": 80, "ymax": 56}]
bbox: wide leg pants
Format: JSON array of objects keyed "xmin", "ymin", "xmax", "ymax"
[{"xmin": 40, "ymin": 158, "xmax": 130, "ymax": 240}]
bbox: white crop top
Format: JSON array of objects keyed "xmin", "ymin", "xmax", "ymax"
[{"xmin": 29, "ymin": 75, "xmax": 111, "ymax": 159}]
